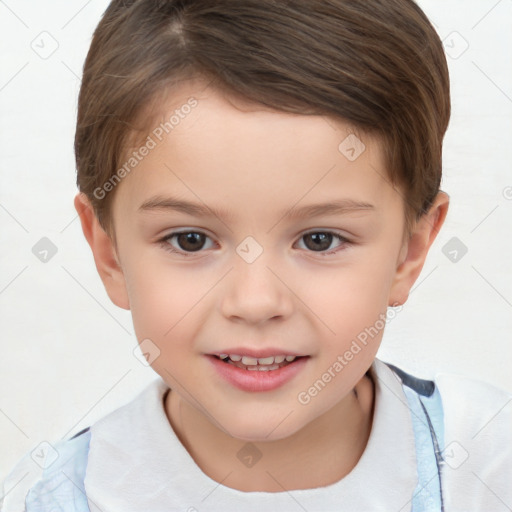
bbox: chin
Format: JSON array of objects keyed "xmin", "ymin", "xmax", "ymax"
[{"xmin": 220, "ymin": 414, "xmax": 304, "ymax": 443}]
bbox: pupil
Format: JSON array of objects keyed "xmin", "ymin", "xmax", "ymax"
[
  {"xmin": 305, "ymin": 232, "xmax": 332, "ymax": 251},
  {"xmin": 178, "ymin": 232, "xmax": 205, "ymax": 252}
]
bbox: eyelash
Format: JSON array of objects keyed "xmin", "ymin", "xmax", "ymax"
[{"xmin": 157, "ymin": 230, "xmax": 352, "ymax": 258}]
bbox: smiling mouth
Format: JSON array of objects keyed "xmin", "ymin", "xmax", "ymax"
[{"xmin": 213, "ymin": 354, "xmax": 308, "ymax": 371}]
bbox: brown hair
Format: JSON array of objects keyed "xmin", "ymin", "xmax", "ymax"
[{"xmin": 75, "ymin": 0, "xmax": 450, "ymax": 236}]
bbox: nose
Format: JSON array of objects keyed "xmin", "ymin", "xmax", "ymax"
[{"xmin": 219, "ymin": 251, "xmax": 294, "ymax": 325}]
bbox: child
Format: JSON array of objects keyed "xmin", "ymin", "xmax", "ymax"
[{"xmin": 2, "ymin": 0, "xmax": 511, "ymax": 510}]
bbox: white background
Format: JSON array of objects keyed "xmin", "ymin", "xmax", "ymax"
[{"xmin": 1, "ymin": 0, "xmax": 511, "ymax": 485}]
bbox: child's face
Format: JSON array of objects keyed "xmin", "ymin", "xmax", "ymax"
[{"xmin": 99, "ymin": 80, "xmax": 419, "ymax": 441}]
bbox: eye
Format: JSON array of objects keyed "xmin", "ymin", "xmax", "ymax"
[
  {"xmin": 158, "ymin": 229, "xmax": 351, "ymax": 257},
  {"xmin": 159, "ymin": 230, "xmax": 215, "ymax": 256},
  {"xmin": 296, "ymin": 231, "xmax": 350, "ymax": 255}
]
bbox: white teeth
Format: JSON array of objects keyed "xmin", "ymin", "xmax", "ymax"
[
  {"xmin": 240, "ymin": 355, "xmax": 297, "ymax": 365},
  {"xmin": 218, "ymin": 353, "xmax": 300, "ymax": 367},
  {"xmin": 247, "ymin": 364, "xmax": 280, "ymax": 371},
  {"xmin": 241, "ymin": 356, "xmax": 259, "ymax": 365}
]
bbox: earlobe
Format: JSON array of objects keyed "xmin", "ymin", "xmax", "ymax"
[
  {"xmin": 74, "ymin": 193, "xmax": 130, "ymax": 310},
  {"xmin": 389, "ymin": 191, "xmax": 449, "ymax": 306}
]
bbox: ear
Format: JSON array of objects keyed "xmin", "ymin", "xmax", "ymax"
[
  {"xmin": 74, "ymin": 193, "xmax": 130, "ymax": 310},
  {"xmin": 389, "ymin": 191, "xmax": 449, "ymax": 306}
]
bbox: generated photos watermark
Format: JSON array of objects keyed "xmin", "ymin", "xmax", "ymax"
[
  {"xmin": 93, "ymin": 97, "xmax": 198, "ymax": 200},
  {"xmin": 297, "ymin": 303, "xmax": 402, "ymax": 405}
]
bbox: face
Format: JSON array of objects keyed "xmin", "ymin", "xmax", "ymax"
[{"xmin": 107, "ymin": 81, "xmax": 409, "ymax": 442}]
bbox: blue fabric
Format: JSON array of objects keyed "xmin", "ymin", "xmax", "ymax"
[
  {"xmin": 25, "ymin": 429, "xmax": 91, "ymax": 512},
  {"xmin": 401, "ymin": 378, "xmax": 445, "ymax": 512}
]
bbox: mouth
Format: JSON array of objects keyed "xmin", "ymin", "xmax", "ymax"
[
  {"xmin": 207, "ymin": 352, "xmax": 310, "ymax": 392},
  {"xmin": 212, "ymin": 353, "xmax": 307, "ymax": 371}
]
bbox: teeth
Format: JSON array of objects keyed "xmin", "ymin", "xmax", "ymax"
[
  {"xmin": 257, "ymin": 356, "xmax": 275, "ymax": 365},
  {"xmin": 247, "ymin": 364, "xmax": 280, "ymax": 371},
  {"xmin": 241, "ymin": 355, "xmax": 259, "ymax": 365},
  {"xmin": 219, "ymin": 354, "xmax": 299, "ymax": 366}
]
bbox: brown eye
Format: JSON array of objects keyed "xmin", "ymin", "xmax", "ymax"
[
  {"xmin": 161, "ymin": 231, "xmax": 214, "ymax": 255},
  {"xmin": 296, "ymin": 231, "xmax": 350, "ymax": 255},
  {"xmin": 174, "ymin": 232, "xmax": 206, "ymax": 252},
  {"xmin": 302, "ymin": 232, "xmax": 333, "ymax": 251}
]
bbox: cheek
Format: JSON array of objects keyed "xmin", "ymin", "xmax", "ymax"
[
  {"xmin": 123, "ymin": 256, "xmax": 224, "ymax": 370},
  {"xmin": 300, "ymin": 256, "xmax": 396, "ymax": 330},
  {"xmin": 295, "ymin": 253, "xmax": 398, "ymax": 378},
  {"xmin": 125, "ymin": 267, "xmax": 206, "ymax": 381},
  {"xmin": 123, "ymin": 258, "xmax": 197, "ymax": 341}
]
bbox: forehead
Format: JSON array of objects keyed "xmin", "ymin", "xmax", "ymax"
[{"xmin": 113, "ymin": 81, "xmax": 401, "ymax": 223}]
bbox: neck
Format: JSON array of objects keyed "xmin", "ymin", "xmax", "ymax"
[{"xmin": 164, "ymin": 372, "xmax": 374, "ymax": 492}]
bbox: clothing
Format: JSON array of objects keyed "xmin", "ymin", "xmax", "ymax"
[{"xmin": 2, "ymin": 358, "xmax": 511, "ymax": 511}]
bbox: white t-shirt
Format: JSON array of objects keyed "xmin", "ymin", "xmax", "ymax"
[{"xmin": 2, "ymin": 358, "xmax": 511, "ymax": 511}]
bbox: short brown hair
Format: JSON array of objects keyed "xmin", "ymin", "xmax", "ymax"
[{"xmin": 75, "ymin": 0, "xmax": 450, "ymax": 236}]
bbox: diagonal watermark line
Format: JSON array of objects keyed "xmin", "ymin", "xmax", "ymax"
[
  {"xmin": 60, "ymin": 214, "xmax": 78, "ymax": 233},
  {"xmin": 163, "ymin": 267, "xmax": 234, "ymax": 336},
  {"xmin": 264, "ymin": 471, "xmax": 309, "ymax": 511},
  {"xmin": 201, "ymin": 470, "xmax": 234, "ymax": 503},
  {"xmin": 163, "ymin": 163, "xmax": 234, "ymax": 233},
  {"xmin": 60, "ymin": 265, "xmax": 132, "ymax": 334},
  {"xmin": 410, "ymin": 266, "xmax": 438, "ymax": 296},
  {"xmin": 322, "ymin": 115, "xmax": 342, "ymax": 133},
  {"xmin": 0, "ymin": 408, "xmax": 29, "ymax": 438},
  {"xmin": 61, "ymin": 369, "xmax": 131, "ymax": 440},
  {"xmin": 61, "ymin": 0, "xmax": 93, "ymax": 29},
  {"xmin": 472, "ymin": 61, "xmax": 512, "ymax": 105},
  {"xmin": 61, "ymin": 60, "xmax": 81, "ymax": 81},
  {"xmin": 266, "ymin": 164, "xmax": 336, "ymax": 234},
  {"xmin": 471, "ymin": 265, "xmax": 512, "ymax": 308},
  {"xmin": 471, "ymin": 0, "xmax": 503, "ymax": 30},
  {"xmin": 265, "ymin": 266, "xmax": 336, "ymax": 335},
  {"xmin": 471, "ymin": 396, "xmax": 512, "ymax": 439},
  {"xmin": 470, "ymin": 204, "xmax": 499, "ymax": 233},
  {"xmin": 265, "ymin": 409, "xmax": 294, "ymax": 439},
  {"xmin": 0, "ymin": 204, "xmax": 29, "ymax": 232},
  {"xmin": 0, "ymin": 266, "xmax": 28, "ymax": 296},
  {"xmin": 0, "ymin": 471, "xmax": 30, "ymax": 503},
  {"xmin": 0, "ymin": 62, "xmax": 29, "ymax": 92},
  {"xmin": 61, "ymin": 200, "xmax": 87, "ymax": 233},
  {"xmin": 0, "ymin": 0, "xmax": 29, "ymax": 28},
  {"xmin": 471, "ymin": 471, "xmax": 512, "ymax": 511},
  {"xmin": 62, "ymin": 470, "xmax": 106, "ymax": 512},
  {"xmin": 397, "ymin": 471, "xmax": 439, "ymax": 512}
]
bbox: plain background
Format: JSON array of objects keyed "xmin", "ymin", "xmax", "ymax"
[{"xmin": 1, "ymin": 0, "xmax": 511, "ymax": 485}]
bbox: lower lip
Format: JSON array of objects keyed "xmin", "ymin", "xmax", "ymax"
[{"xmin": 207, "ymin": 355, "xmax": 309, "ymax": 392}]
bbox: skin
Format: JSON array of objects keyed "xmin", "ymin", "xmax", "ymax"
[{"xmin": 75, "ymin": 79, "xmax": 448, "ymax": 492}]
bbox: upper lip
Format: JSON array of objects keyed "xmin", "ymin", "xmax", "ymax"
[{"xmin": 209, "ymin": 348, "xmax": 307, "ymax": 358}]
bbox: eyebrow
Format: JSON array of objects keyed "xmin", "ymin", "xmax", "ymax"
[{"xmin": 138, "ymin": 195, "xmax": 375, "ymax": 221}]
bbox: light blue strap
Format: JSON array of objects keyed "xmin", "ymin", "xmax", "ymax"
[
  {"xmin": 25, "ymin": 429, "xmax": 91, "ymax": 512},
  {"xmin": 403, "ymin": 384, "xmax": 445, "ymax": 512}
]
